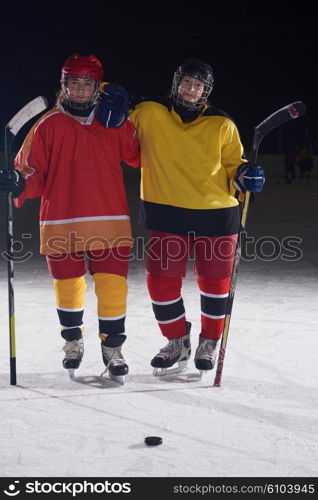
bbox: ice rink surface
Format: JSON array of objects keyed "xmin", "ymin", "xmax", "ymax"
[{"xmin": 0, "ymin": 171, "xmax": 317, "ymax": 478}]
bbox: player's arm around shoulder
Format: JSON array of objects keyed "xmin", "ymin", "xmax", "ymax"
[
  {"xmin": 95, "ymin": 83, "xmax": 130, "ymax": 128},
  {"xmin": 95, "ymin": 83, "xmax": 140, "ymax": 167},
  {"xmin": 116, "ymin": 116, "xmax": 140, "ymax": 169}
]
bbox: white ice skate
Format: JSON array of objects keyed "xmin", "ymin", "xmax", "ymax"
[
  {"xmin": 194, "ymin": 337, "xmax": 218, "ymax": 378},
  {"xmin": 151, "ymin": 323, "xmax": 191, "ymax": 376},
  {"xmin": 62, "ymin": 338, "xmax": 84, "ymax": 378},
  {"xmin": 100, "ymin": 344, "xmax": 128, "ymax": 385}
]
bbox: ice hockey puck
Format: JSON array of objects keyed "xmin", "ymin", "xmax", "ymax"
[{"xmin": 144, "ymin": 436, "xmax": 163, "ymax": 446}]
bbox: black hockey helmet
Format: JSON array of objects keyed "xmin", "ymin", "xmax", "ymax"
[{"xmin": 172, "ymin": 58, "xmax": 214, "ymax": 110}]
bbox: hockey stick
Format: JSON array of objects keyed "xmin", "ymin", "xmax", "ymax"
[
  {"xmin": 3, "ymin": 96, "xmax": 48, "ymax": 385},
  {"xmin": 213, "ymin": 101, "xmax": 306, "ymax": 387}
]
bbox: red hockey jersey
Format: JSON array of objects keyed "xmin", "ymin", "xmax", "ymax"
[{"xmin": 14, "ymin": 108, "xmax": 140, "ymax": 254}]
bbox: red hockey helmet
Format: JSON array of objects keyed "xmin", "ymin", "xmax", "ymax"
[
  {"xmin": 61, "ymin": 54, "xmax": 104, "ymax": 81},
  {"xmin": 60, "ymin": 54, "xmax": 104, "ymax": 112}
]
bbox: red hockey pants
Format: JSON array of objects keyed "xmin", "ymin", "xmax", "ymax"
[{"xmin": 146, "ymin": 231, "xmax": 238, "ymax": 340}]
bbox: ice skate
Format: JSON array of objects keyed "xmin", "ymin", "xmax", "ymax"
[
  {"xmin": 151, "ymin": 322, "xmax": 191, "ymax": 376},
  {"xmin": 100, "ymin": 343, "xmax": 128, "ymax": 385},
  {"xmin": 62, "ymin": 338, "xmax": 84, "ymax": 378},
  {"xmin": 194, "ymin": 336, "xmax": 218, "ymax": 377}
]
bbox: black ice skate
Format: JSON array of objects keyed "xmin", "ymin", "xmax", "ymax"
[
  {"xmin": 62, "ymin": 338, "xmax": 84, "ymax": 378},
  {"xmin": 151, "ymin": 321, "xmax": 191, "ymax": 376},
  {"xmin": 100, "ymin": 343, "xmax": 129, "ymax": 385},
  {"xmin": 194, "ymin": 336, "xmax": 218, "ymax": 377}
]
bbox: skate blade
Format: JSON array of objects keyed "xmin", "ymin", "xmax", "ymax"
[
  {"xmin": 68, "ymin": 369, "xmax": 76, "ymax": 379},
  {"xmin": 153, "ymin": 361, "xmax": 188, "ymax": 377},
  {"xmin": 100, "ymin": 368, "xmax": 125, "ymax": 385},
  {"xmin": 198, "ymin": 368, "xmax": 213, "ymax": 380},
  {"xmin": 109, "ymin": 374, "xmax": 125, "ymax": 385}
]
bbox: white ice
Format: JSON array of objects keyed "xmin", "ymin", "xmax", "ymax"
[{"xmin": 0, "ymin": 171, "xmax": 317, "ymax": 478}]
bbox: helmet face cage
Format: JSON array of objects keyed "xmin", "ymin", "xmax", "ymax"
[
  {"xmin": 60, "ymin": 54, "xmax": 103, "ymax": 111},
  {"xmin": 61, "ymin": 76, "xmax": 100, "ymax": 110},
  {"xmin": 172, "ymin": 62, "xmax": 214, "ymax": 110}
]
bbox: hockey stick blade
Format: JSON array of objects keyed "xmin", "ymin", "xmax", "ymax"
[
  {"xmin": 256, "ymin": 101, "xmax": 306, "ymax": 137},
  {"xmin": 6, "ymin": 96, "xmax": 48, "ymax": 137},
  {"xmin": 251, "ymin": 101, "xmax": 306, "ymax": 163}
]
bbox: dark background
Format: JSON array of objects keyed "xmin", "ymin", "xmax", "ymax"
[{"xmin": 0, "ymin": 0, "xmax": 317, "ymax": 153}]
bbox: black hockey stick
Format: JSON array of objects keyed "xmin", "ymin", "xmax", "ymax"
[
  {"xmin": 3, "ymin": 96, "xmax": 48, "ymax": 385},
  {"xmin": 213, "ymin": 101, "xmax": 306, "ymax": 387}
]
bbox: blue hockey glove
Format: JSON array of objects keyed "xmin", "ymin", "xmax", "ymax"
[
  {"xmin": 0, "ymin": 169, "xmax": 25, "ymax": 198},
  {"xmin": 233, "ymin": 163, "xmax": 265, "ymax": 193},
  {"xmin": 95, "ymin": 83, "xmax": 130, "ymax": 128}
]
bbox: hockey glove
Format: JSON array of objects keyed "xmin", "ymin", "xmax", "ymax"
[
  {"xmin": 0, "ymin": 169, "xmax": 25, "ymax": 198},
  {"xmin": 233, "ymin": 163, "xmax": 265, "ymax": 193},
  {"xmin": 96, "ymin": 83, "xmax": 130, "ymax": 128}
]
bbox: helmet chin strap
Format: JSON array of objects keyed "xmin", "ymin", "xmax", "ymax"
[{"xmin": 62, "ymin": 101, "xmax": 95, "ymax": 117}]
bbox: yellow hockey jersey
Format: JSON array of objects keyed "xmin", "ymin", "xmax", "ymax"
[{"xmin": 130, "ymin": 99, "xmax": 246, "ymax": 236}]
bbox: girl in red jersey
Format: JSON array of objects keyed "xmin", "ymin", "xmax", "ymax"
[{"xmin": 0, "ymin": 54, "xmax": 140, "ymax": 383}]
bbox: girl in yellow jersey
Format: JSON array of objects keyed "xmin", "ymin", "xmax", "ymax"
[{"xmin": 96, "ymin": 58, "xmax": 265, "ymax": 376}]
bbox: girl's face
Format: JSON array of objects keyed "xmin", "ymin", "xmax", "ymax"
[
  {"xmin": 64, "ymin": 76, "xmax": 97, "ymax": 103},
  {"xmin": 178, "ymin": 76, "xmax": 205, "ymax": 103}
]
